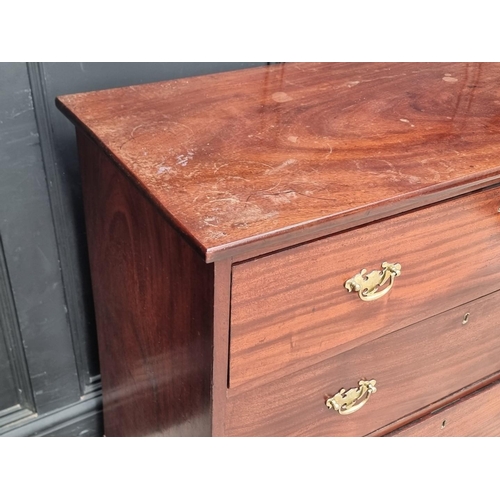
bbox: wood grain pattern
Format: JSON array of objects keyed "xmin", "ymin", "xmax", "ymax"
[
  {"xmin": 61, "ymin": 64, "xmax": 500, "ymax": 437},
  {"xmin": 225, "ymin": 292, "xmax": 500, "ymax": 436},
  {"xmin": 389, "ymin": 381, "xmax": 500, "ymax": 437},
  {"xmin": 77, "ymin": 130, "xmax": 214, "ymax": 437},
  {"xmin": 57, "ymin": 63, "xmax": 500, "ymax": 262},
  {"xmin": 211, "ymin": 259, "xmax": 232, "ymax": 436},
  {"xmin": 229, "ymin": 186, "xmax": 500, "ymax": 389},
  {"xmin": 366, "ymin": 371, "xmax": 500, "ymax": 436}
]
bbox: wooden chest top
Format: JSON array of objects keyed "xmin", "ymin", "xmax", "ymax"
[{"xmin": 56, "ymin": 62, "xmax": 500, "ymax": 262}]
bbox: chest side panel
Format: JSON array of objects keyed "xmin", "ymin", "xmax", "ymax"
[{"xmin": 78, "ymin": 130, "xmax": 214, "ymax": 436}]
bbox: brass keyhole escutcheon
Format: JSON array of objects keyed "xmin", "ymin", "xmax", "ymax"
[{"xmin": 462, "ymin": 313, "xmax": 470, "ymax": 325}]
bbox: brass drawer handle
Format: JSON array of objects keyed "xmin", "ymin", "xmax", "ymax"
[
  {"xmin": 345, "ymin": 262, "xmax": 401, "ymax": 302},
  {"xmin": 326, "ymin": 379, "xmax": 377, "ymax": 415}
]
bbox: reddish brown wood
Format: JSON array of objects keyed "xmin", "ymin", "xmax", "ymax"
[
  {"xmin": 211, "ymin": 259, "xmax": 232, "ymax": 436},
  {"xmin": 77, "ymin": 130, "xmax": 214, "ymax": 436},
  {"xmin": 229, "ymin": 186, "xmax": 500, "ymax": 389},
  {"xmin": 227, "ymin": 175, "xmax": 500, "ymax": 265},
  {"xmin": 224, "ymin": 292, "xmax": 500, "ymax": 436},
  {"xmin": 367, "ymin": 371, "xmax": 500, "ymax": 436},
  {"xmin": 389, "ymin": 381, "xmax": 500, "ymax": 437},
  {"xmin": 60, "ymin": 65, "xmax": 500, "ymax": 437},
  {"xmin": 56, "ymin": 63, "xmax": 500, "ymax": 263}
]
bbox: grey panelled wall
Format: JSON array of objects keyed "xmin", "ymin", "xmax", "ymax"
[{"xmin": 0, "ymin": 62, "xmax": 268, "ymax": 437}]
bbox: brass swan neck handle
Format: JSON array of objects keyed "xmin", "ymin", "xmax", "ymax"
[
  {"xmin": 326, "ymin": 379, "xmax": 377, "ymax": 415},
  {"xmin": 345, "ymin": 262, "xmax": 401, "ymax": 302}
]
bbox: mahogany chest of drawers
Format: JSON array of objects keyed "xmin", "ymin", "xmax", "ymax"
[{"xmin": 57, "ymin": 63, "xmax": 500, "ymax": 436}]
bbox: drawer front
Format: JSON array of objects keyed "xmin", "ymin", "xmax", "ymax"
[
  {"xmin": 389, "ymin": 381, "xmax": 500, "ymax": 437},
  {"xmin": 224, "ymin": 292, "xmax": 500, "ymax": 436},
  {"xmin": 230, "ymin": 186, "xmax": 500, "ymax": 389}
]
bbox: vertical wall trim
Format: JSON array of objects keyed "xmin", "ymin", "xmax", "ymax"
[
  {"xmin": 0, "ymin": 236, "xmax": 36, "ymax": 417},
  {"xmin": 26, "ymin": 62, "xmax": 100, "ymax": 395}
]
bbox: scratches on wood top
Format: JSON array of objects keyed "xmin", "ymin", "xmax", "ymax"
[{"xmin": 56, "ymin": 62, "xmax": 500, "ymax": 258}]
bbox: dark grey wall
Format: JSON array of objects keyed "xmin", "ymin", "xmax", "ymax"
[{"xmin": 0, "ymin": 62, "xmax": 267, "ymax": 436}]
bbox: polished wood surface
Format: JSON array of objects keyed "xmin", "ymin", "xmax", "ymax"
[
  {"xmin": 60, "ymin": 65, "xmax": 500, "ymax": 437},
  {"xmin": 225, "ymin": 292, "xmax": 500, "ymax": 436},
  {"xmin": 57, "ymin": 63, "xmax": 500, "ymax": 262},
  {"xmin": 389, "ymin": 381, "xmax": 500, "ymax": 437},
  {"xmin": 229, "ymin": 186, "xmax": 500, "ymax": 389},
  {"xmin": 211, "ymin": 259, "xmax": 232, "ymax": 436},
  {"xmin": 367, "ymin": 372, "xmax": 500, "ymax": 436},
  {"xmin": 77, "ymin": 130, "xmax": 214, "ymax": 436}
]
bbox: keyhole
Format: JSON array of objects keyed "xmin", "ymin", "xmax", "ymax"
[
  {"xmin": 462, "ymin": 313, "xmax": 470, "ymax": 325},
  {"xmin": 441, "ymin": 420, "xmax": 447, "ymax": 429}
]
